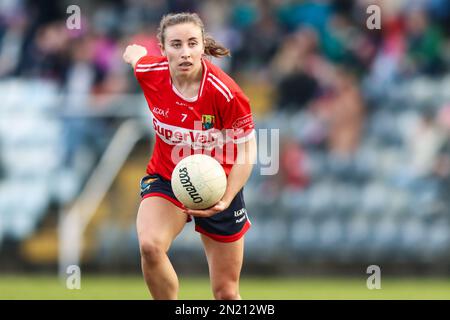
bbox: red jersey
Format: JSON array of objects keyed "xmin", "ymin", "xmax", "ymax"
[{"xmin": 134, "ymin": 55, "xmax": 255, "ymax": 181}]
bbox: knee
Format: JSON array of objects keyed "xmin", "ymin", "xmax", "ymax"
[
  {"xmin": 139, "ymin": 240, "xmax": 166, "ymax": 264},
  {"xmin": 213, "ymin": 284, "xmax": 240, "ymax": 300}
]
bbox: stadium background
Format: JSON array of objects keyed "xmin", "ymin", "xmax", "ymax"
[{"xmin": 1, "ymin": 0, "xmax": 450, "ymax": 299}]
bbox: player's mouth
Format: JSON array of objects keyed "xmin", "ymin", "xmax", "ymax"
[{"xmin": 179, "ymin": 62, "xmax": 193, "ymax": 70}]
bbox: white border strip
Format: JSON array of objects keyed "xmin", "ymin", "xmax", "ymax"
[
  {"xmin": 208, "ymin": 77, "xmax": 230, "ymax": 102},
  {"xmin": 209, "ymin": 73, "xmax": 233, "ymax": 99},
  {"xmin": 136, "ymin": 67, "xmax": 168, "ymax": 72}
]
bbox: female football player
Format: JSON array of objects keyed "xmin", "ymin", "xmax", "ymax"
[{"xmin": 123, "ymin": 12, "xmax": 257, "ymax": 300}]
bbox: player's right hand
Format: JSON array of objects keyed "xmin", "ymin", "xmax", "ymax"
[
  {"xmin": 123, "ymin": 44, "xmax": 147, "ymax": 68},
  {"xmin": 182, "ymin": 199, "xmax": 230, "ymax": 218}
]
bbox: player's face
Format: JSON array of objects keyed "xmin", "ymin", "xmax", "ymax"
[{"xmin": 162, "ymin": 23, "xmax": 204, "ymax": 78}]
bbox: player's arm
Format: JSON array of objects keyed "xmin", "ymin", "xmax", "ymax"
[
  {"xmin": 184, "ymin": 134, "xmax": 257, "ymax": 218},
  {"xmin": 221, "ymin": 134, "xmax": 257, "ymax": 203},
  {"xmin": 123, "ymin": 44, "xmax": 147, "ymax": 69}
]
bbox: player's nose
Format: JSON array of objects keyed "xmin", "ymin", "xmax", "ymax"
[{"xmin": 180, "ymin": 45, "xmax": 191, "ymax": 59}]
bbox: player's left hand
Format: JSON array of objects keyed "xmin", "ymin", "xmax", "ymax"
[{"xmin": 183, "ymin": 199, "xmax": 230, "ymax": 218}]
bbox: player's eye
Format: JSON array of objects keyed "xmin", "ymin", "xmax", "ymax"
[
  {"xmin": 171, "ymin": 42, "xmax": 181, "ymax": 48},
  {"xmin": 189, "ymin": 42, "xmax": 197, "ymax": 47}
]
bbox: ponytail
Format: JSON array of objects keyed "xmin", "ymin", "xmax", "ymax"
[{"xmin": 204, "ymin": 34, "xmax": 230, "ymax": 58}]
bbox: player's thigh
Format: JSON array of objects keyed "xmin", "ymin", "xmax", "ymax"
[
  {"xmin": 137, "ymin": 196, "xmax": 188, "ymax": 251},
  {"xmin": 201, "ymin": 235, "xmax": 244, "ymax": 285}
]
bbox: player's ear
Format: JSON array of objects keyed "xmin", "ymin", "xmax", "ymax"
[{"xmin": 159, "ymin": 43, "xmax": 166, "ymax": 56}]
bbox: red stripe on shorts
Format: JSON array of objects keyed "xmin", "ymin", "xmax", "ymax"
[{"xmin": 195, "ymin": 220, "xmax": 251, "ymax": 243}]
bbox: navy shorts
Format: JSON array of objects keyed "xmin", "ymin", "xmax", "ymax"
[{"xmin": 139, "ymin": 174, "xmax": 251, "ymax": 242}]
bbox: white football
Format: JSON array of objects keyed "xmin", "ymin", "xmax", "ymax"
[{"xmin": 171, "ymin": 154, "xmax": 227, "ymax": 209}]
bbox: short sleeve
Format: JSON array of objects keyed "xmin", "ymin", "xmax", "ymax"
[
  {"xmin": 221, "ymin": 91, "xmax": 255, "ymax": 144},
  {"xmin": 133, "ymin": 55, "xmax": 167, "ymax": 86}
]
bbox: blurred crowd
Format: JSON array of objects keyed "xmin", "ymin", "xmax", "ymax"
[
  {"xmin": 1, "ymin": 0, "xmax": 449, "ymax": 165},
  {"xmin": 1, "ymin": 0, "xmax": 448, "ymax": 93},
  {"xmin": 1, "ymin": 0, "xmax": 450, "ymax": 263}
]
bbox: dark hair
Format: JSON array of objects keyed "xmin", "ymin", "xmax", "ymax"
[{"xmin": 157, "ymin": 12, "xmax": 230, "ymax": 58}]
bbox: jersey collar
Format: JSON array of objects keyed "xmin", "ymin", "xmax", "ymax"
[
  {"xmin": 198, "ymin": 57, "xmax": 208, "ymax": 98},
  {"xmin": 169, "ymin": 58, "xmax": 209, "ymax": 103}
]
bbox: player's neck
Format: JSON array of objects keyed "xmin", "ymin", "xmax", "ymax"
[{"xmin": 171, "ymin": 63, "xmax": 203, "ymax": 95}]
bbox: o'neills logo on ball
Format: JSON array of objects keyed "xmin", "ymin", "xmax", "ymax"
[{"xmin": 178, "ymin": 167, "xmax": 203, "ymax": 203}]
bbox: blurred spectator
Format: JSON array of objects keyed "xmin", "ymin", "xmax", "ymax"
[
  {"xmin": 120, "ymin": 0, "xmax": 168, "ymax": 34},
  {"xmin": 269, "ymin": 28, "xmax": 323, "ymax": 111},
  {"xmin": 403, "ymin": 8, "xmax": 446, "ymax": 76},
  {"xmin": 362, "ymin": 2, "xmax": 405, "ymax": 99},
  {"xmin": 16, "ymin": 21, "xmax": 70, "ymax": 82},
  {"xmin": 276, "ymin": 0, "xmax": 331, "ymax": 33},
  {"xmin": 62, "ymin": 34, "xmax": 109, "ymax": 173},
  {"xmin": 312, "ymin": 67, "xmax": 365, "ymax": 157},
  {"xmin": 398, "ymin": 106, "xmax": 447, "ymax": 185},
  {"xmin": 279, "ymin": 138, "xmax": 310, "ymax": 190},
  {"xmin": 0, "ymin": 11, "xmax": 28, "ymax": 77},
  {"xmin": 433, "ymin": 104, "xmax": 450, "ymax": 180},
  {"xmin": 322, "ymin": 12, "xmax": 378, "ymax": 71},
  {"xmin": 231, "ymin": 0, "xmax": 281, "ymax": 73}
]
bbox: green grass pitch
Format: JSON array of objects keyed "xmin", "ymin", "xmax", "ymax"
[{"xmin": 0, "ymin": 275, "xmax": 449, "ymax": 299}]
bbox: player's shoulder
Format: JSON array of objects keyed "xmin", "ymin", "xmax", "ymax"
[
  {"xmin": 135, "ymin": 55, "xmax": 168, "ymax": 74},
  {"xmin": 204, "ymin": 59, "xmax": 245, "ymax": 103}
]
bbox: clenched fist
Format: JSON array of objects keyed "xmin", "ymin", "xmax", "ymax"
[{"xmin": 123, "ymin": 44, "xmax": 148, "ymax": 68}]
